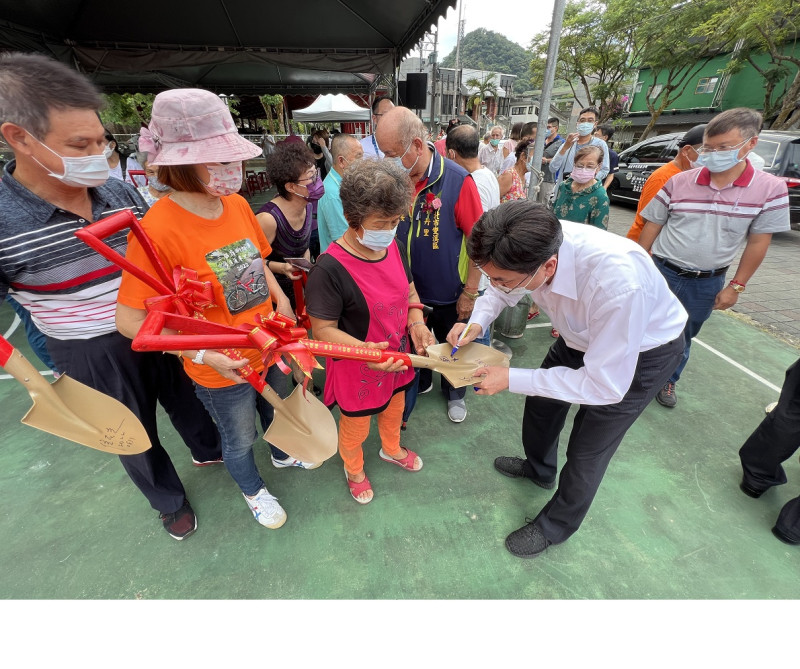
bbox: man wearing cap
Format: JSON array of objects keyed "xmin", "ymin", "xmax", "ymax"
[
  {"xmin": 0, "ymin": 52, "xmax": 221, "ymax": 541},
  {"xmin": 638, "ymin": 108, "xmax": 790, "ymax": 408},
  {"xmin": 626, "ymin": 124, "xmax": 706, "ymax": 242},
  {"xmin": 360, "ymin": 97, "xmax": 394, "ymax": 160}
]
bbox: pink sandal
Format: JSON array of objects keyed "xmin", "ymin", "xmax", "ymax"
[
  {"xmin": 379, "ymin": 447, "xmax": 423, "ymax": 472},
  {"xmin": 344, "ymin": 467, "xmax": 373, "ymax": 504}
]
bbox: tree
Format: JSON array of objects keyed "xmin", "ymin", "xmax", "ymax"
[
  {"xmin": 696, "ymin": 0, "xmax": 800, "ymax": 129},
  {"xmin": 259, "ymin": 94, "xmax": 285, "ymax": 134},
  {"xmin": 622, "ymin": 0, "xmax": 734, "ymax": 139},
  {"xmin": 529, "ymin": 0, "xmax": 638, "ymax": 123},
  {"xmin": 441, "ymin": 28, "xmax": 532, "ymax": 93},
  {"xmin": 464, "ymin": 72, "xmax": 498, "ymax": 126},
  {"xmin": 99, "ymin": 93, "xmax": 155, "ymax": 131}
]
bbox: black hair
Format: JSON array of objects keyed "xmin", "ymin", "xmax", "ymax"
[
  {"xmin": 595, "ymin": 124, "xmax": 615, "ymax": 140},
  {"xmin": 445, "ymin": 125, "xmax": 479, "ymax": 159},
  {"xmin": 468, "ymin": 200, "xmax": 563, "ymax": 273}
]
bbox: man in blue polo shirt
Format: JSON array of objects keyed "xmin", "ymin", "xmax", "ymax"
[
  {"xmin": 639, "ymin": 107, "xmax": 790, "ymax": 408},
  {"xmin": 317, "ymin": 133, "xmax": 364, "ymax": 252}
]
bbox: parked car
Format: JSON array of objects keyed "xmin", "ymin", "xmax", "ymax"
[{"xmin": 607, "ymin": 129, "xmax": 800, "ymax": 229}]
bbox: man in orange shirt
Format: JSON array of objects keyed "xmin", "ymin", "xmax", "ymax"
[{"xmin": 626, "ymin": 124, "xmax": 706, "ymax": 242}]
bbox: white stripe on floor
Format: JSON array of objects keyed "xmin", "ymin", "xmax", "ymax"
[
  {"xmin": 692, "ymin": 338, "xmax": 781, "ymax": 393},
  {"xmin": 526, "ymin": 321, "xmax": 782, "ymax": 393}
]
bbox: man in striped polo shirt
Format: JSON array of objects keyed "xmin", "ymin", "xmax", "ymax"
[
  {"xmin": 638, "ymin": 108, "xmax": 790, "ymax": 408},
  {"xmin": 0, "ymin": 53, "xmax": 221, "ymax": 540}
]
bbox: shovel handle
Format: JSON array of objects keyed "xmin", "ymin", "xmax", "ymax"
[
  {"xmin": 75, "ymin": 210, "xmax": 175, "ymax": 295},
  {"xmin": 0, "ymin": 335, "xmax": 59, "ymax": 399},
  {"xmin": 0, "ymin": 335, "xmax": 13, "ymax": 366}
]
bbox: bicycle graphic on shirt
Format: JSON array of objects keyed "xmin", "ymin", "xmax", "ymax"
[{"xmin": 226, "ymin": 268, "xmax": 268, "ymax": 312}]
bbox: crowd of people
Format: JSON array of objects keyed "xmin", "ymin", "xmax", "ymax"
[{"xmin": 0, "ymin": 50, "xmax": 797, "ymax": 559}]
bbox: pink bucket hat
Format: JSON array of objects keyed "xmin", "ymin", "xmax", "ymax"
[{"xmin": 140, "ymin": 88, "xmax": 262, "ymax": 166}]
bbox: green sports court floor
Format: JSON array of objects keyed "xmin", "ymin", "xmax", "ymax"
[{"xmin": 1, "ymin": 297, "xmax": 798, "ymax": 602}]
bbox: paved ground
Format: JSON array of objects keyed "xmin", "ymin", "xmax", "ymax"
[{"xmin": 607, "ymin": 202, "xmax": 800, "ymax": 349}]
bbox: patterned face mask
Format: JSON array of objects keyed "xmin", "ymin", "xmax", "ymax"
[{"xmin": 204, "ymin": 162, "xmax": 242, "ymax": 196}]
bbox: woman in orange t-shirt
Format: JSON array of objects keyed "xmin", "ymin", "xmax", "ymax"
[{"xmin": 116, "ymin": 88, "xmax": 305, "ymax": 532}]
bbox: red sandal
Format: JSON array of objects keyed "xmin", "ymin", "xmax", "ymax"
[
  {"xmin": 344, "ymin": 467, "xmax": 373, "ymax": 504},
  {"xmin": 379, "ymin": 447, "xmax": 423, "ymax": 472},
  {"xmin": 550, "ymin": 328, "xmax": 559, "ymax": 338}
]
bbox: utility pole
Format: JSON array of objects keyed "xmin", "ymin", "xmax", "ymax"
[
  {"xmin": 527, "ymin": 0, "xmax": 567, "ymax": 201},
  {"xmin": 430, "ymin": 28, "xmax": 439, "ymax": 134},
  {"xmin": 453, "ymin": 0, "xmax": 464, "ymax": 117}
]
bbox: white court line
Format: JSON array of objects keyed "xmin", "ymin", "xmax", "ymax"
[
  {"xmin": 526, "ymin": 321, "xmax": 782, "ymax": 394},
  {"xmin": 3, "ymin": 313, "xmax": 21, "ymax": 340},
  {"xmin": 692, "ymin": 338, "xmax": 781, "ymax": 393}
]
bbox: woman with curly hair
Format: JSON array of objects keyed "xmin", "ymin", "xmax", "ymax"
[
  {"xmin": 256, "ymin": 140, "xmax": 324, "ymax": 306},
  {"xmin": 305, "ymin": 159, "xmax": 436, "ymax": 504}
]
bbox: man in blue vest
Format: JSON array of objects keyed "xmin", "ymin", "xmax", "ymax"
[{"xmin": 376, "ymin": 106, "xmax": 484, "ymax": 423}]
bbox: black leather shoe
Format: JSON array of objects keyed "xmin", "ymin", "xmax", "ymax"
[
  {"xmin": 772, "ymin": 526, "xmax": 800, "ymax": 545},
  {"xmin": 739, "ymin": 480, "xmax": 767, "ymax": 499},
  {"xmin": 505, "ymin": 521, "xmax": 551, "ymax": 558},
  {"xmin": 494, "ymin": 456, "xmax": 556, "ymax": 490}
]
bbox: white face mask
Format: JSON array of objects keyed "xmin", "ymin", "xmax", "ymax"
[
  {"xmin": 204, "ymin": 162, "xmax": 242, "ymax": 196},
  {"xmin": 29, "ymin": 132, "xmax": 111, "ymax": 188}
]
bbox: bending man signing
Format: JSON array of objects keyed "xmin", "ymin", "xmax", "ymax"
[{"xmin": 447, "ymin": 200, "xmax": 687, "ymax": 558}]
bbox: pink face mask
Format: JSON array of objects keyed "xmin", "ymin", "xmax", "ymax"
[
  {"xmin": 204, "ymin": 162, "xmax": 242, "ymax": 196},
  {"xmin": 571, "ymin": 166, "xmax": 597, "ymax": 184}
]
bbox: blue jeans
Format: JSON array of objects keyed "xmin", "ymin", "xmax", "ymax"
[
  {"xmin": 194, "ymin": 364, "xmax": 289, "ymax": 496},
  {"xmin": 6, "ymin": 296, "xmax": 58, "ymax": 373},
  {"xmin": 474, "ymin": 289, "xmax": 492, "ymax": 347},
  {"xmin": 655, "ymin": 259, "xmax": 726, "ymax": 384}
]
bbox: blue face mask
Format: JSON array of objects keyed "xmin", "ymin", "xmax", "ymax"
[
  {"xmin": 576, "ymin": 122, "xmax": 595, "ymax": 136},
  {"xmin": 695, "ymin": 143, "xmax": 751, "ymax": 173},
  {"xmin": 359, "ymin": 225, "xmax": 397, "ymax": 251}
]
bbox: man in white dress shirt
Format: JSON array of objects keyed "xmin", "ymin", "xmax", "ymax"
[
  {"xmin": 447, "ymin": 200, "xmax": 687, "ymax": 558},
  {"xmin": 360, "ymin": 97, "xmax": 394, "ymax": 159}
]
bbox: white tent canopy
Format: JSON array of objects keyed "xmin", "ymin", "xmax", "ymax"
[{"xmin": 292, "ymin": 94, "xmax": 371, "ymax": 122}]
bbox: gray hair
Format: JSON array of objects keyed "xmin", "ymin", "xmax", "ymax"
[
  {"xmin": 135, "ymin": 151, "xmax": 150, "ymax": 167},
  {"xmin": 0, "ymin": 52, "xmax": 104, "ymax": 139},
  {"xmin": 331, "ymin": 133, "xmax": 360, "ymax": 161},
  {"xmin": 339, "ymin": 159, "xmax": 413, "ymax": 229},
  {"xmin": 397, "ymin": 109, "xmax": 427, "ymax": 147},
  {"xmin": 706, "ymin": 107, "xmax": 763, "ymax": 140},
  {"xmin": 468, "ymin": 200, "xmax": 563, "ymax": 274}
]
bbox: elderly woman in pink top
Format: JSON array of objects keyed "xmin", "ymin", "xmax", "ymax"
[{"xmin": 305, "ymin": 159, "xmax": 435, "ymax": 504}]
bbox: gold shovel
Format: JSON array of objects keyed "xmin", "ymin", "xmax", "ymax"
[{"xmin": 0, "ymin": 335, "xmax": 151, "ymax": 455}]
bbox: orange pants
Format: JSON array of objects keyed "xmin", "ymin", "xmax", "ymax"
[{"xmin": 339, "ymin": 391, "xmax": 404, "ymax": 475}]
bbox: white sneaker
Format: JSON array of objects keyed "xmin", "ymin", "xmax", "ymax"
[
  {"xmin": 243, "ymin": 488, "xmax": 287, "ymax": 529},
  {"xmin": 270, "ymin": 455, "xmax": 322, "ymax": 470},
  {"xmin": 765, "ymin": 401, "xmax": 778, "ymax": 414}
]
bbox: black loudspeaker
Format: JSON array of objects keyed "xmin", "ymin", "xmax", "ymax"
[
  {"xmin": 405, "ymin": 73, "xmax": 428, "ymax": 109},
  {"xmin": 397, "ymin": 80, "xmax": 408, "ymax": 107}
]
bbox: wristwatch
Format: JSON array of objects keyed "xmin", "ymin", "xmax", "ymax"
[
  {"xmin": 192, "ymin": 349, "xmax": 207, "ymax": 365},
  {"xmin": 729, "ymin": 281, "xmax": 745, "ymax": 293}
]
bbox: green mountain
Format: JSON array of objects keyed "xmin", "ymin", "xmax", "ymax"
[{"xmin": 440, "ymin": 28, "xmax": 532, "ymax": 92}]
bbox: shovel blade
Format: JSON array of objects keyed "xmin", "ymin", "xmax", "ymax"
[
  {"xmin": 424, "ymin": 342, "xmax": 511, "ymax": 388},
  {"xmin": 263, "ymin": 385, "xmax": 338, "ymax": 463},
  {"xmin": 21, "ymin": 375, "xmax": 151, "ymax": 455}
]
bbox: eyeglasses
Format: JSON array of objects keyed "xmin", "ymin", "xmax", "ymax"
[
  {"xmin": 297, "ymin": 167, "xmax": 319, "ymax": 184},
  {"xmin": 477, "ymin": 266, "xmax": 537, "ymax": 293},
  {"xmin": 574, "ymin": 163, "xmax": 599, "ymax": 170},
  {"xmin": 697, "ymin": 136, "xmax": 753, "ymax": 154}
]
